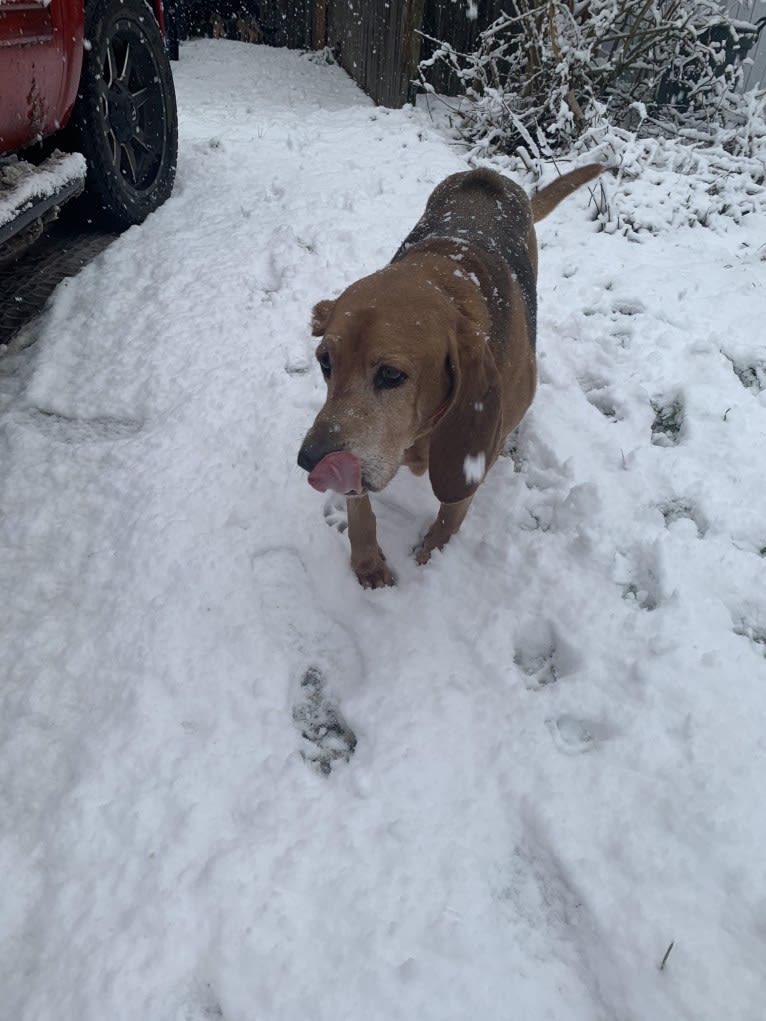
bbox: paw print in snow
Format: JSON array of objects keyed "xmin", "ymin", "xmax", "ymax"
[
  {"xmin": 292, "ymin": 667, "xmax": 357, "ymax": 774},
  {"xmin": 651, "ymin": 395, "xmax": 685, "ymax": 447}
]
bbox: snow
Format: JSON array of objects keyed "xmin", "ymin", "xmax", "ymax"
[{"xmin": 2, "ymin": 39, "xmax": 766, "ymax": 1021}]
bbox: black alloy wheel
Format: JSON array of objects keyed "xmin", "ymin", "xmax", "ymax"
[{"xmin": 72, "ymin": 0, "xmax": 178, "ymax": 228}]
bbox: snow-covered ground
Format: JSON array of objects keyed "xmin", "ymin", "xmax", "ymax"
[{"xmin": 2, "ymin": 40, "xmax": 765, "ymax": 1021}]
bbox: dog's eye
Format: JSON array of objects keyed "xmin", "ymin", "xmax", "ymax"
[
  {"xmin": 317, "ymin": 351, "xmax": 331, "ymax": 378},
  {"xmin": 374, "ymin": 365, "xmax": 407, "ymax": 390}
]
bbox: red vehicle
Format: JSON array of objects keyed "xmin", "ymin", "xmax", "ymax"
[{"xmin": 0, "ymin": 0, "xmax": 177, "ymax": 248}]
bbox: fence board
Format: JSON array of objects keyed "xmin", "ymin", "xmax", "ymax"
[
  {"xmin": 256, "ymin": 0, "xmax": 313, "ymax": 48},
  {"xmin": 327, "ymin": 0, "xmax": 426, "ymax": 107}
]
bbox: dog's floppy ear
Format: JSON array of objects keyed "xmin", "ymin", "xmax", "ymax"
[
  {"xmin": 311, "ymin": 299, "xmax": 336, "ymax": 337},
  {"xmin": 429, "ymin": 319, "xmax": 502, "ymax": 505}
]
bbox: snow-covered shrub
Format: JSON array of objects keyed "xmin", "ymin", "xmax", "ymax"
[
  {"xmin": 418, "ymin": 1, "xmax": 766, "ymax": 233},
  {"xmin": 417, "ymin": 0, "xmax": 766, "ymax": 160},
  {"xmin": 579, "ymin": 117, "xmax": 766, "ymax": 235},
  {"xmin": 465, "ymin": 116, "xmax": 766, "ymax": 237}
]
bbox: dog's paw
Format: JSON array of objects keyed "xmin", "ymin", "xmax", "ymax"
[
  {"xmin": 353, "ymin": 549, "xmax": 395, "ymax": 589},
  {"xmin": 414, "ymin": 525, "xmax": 449, "ymax": 566},
  {"xmin": 414, "ymin": 541, "xmax": 433, "ymax": 566}
]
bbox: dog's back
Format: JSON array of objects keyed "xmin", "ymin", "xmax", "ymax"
[
  {"xmin": 392, "ymin": 168, "xmax": 538, "ymax": 346},
  {"xmin": 393, "ymin": 169, "xmax": 531, "ymax": 262},
  {"xmin": 391, "ymin": 165, "xmax": 603, "ymax": 354},
  {"xmin": 393, "ymin": 165, "xmax": 603, "ymax": 261}
]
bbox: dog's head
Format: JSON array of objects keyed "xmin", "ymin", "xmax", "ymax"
[{"xmin": 297, "ymin": 262, "xmax": 502, "ymax": 502}]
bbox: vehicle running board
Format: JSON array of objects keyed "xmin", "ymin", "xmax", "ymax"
[{"xmin": 0, "ymin": 151, "xmax": 87, "ymax": 248}]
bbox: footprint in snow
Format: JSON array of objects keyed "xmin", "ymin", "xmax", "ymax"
[
  {"xmin": 513, "ymin": 624, "xmax": 580, "ymax": 689},
  {"xmin": 651, "ymin": 395, "xmax": 685, "ymax": 447},
  {"xmin": 502, "ymin": 420, "xmax": 532, "ymax": 472},
  {"xmin": 249, "ymin": 548, "xmax": 363, "ymax": 774},
  {"xmin": 20, "ymin": 407, "xmax": 143, "ymax": 443},
  {"xmin": 180, "ymin": 980, "xmax": 224, "ymax": 1019},
  {"xmin": 725, "ymin": 354, "xmax": 766, "ymax": 393},
  {"xmin": 284, "ymin": 357, "xmax": 310, "ymax": 376},
  {"xmin": 733, "ymin": 619, "xmax": 766, "ymax": 658},
  {"xmin": 614, "ymin": 544, "xmax": 663, "ymax": 612},
  {"xmin": 580, "ymin": 292, "xmax": 647, "ymax": 318},
  {"xmin": 292, "ymin": 666, "xmax": 357, "ymax": 774},
  {"xmin": 515, "ymin": 646, "xmax": 558, "ymax": 689},
  {"xmin": 582, "ymin": 295, "xmax": 646, "ymax": 347},
  {"xmin": 547, "ymin": 715, "xmax": 597, "ymax": 755},
  {"xmin": 612, "ymin": 299, "xmax": 646, "ymax": 318},
  {"xmin": 658, "ymin": 498, "xmax": 708, "ymax": 538},
  {"xmin": 579, "ymin": 375, "xmax": 624, "ymax": 422}
]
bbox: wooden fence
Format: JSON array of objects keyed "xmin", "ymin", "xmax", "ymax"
[
  {"xmin": 326, "ymin": 0, "xmax": 423, "ymax": 108},
  {"xmin": 183, "ymin": 0, "xmax": 494, "ymax": 106},
  {"xmin": 322, "ymin": 0, "xmax": 508, "ymax": 106}
]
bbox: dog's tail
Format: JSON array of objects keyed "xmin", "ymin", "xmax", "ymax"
[{"xmin": 531, "ymin": 164, "xmax": 604, "ymax": 223}]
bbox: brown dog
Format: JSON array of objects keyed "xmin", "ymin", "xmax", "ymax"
[{"xmin": 298, "ymin": 165, "xmax": 603, "ymax": 588}]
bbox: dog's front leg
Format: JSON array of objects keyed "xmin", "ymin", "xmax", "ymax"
[
  {"xmin": 416, "ymin": 497, "xmax": 474, "ymax": 566},
  {"xmin": 347, "ymin": 494, "xmax": 395, "ymax": 589}
]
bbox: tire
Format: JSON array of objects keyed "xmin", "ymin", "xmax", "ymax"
[{"xmin": 71, "ymin": 0, "xmax": 178, "ymax": 228}]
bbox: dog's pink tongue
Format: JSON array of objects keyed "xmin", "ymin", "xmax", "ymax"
[{"xmin": 308, "ymin": 451, "xmax": 363, "ymax": 494}]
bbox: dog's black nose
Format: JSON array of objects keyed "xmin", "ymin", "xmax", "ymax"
[{"xmin": 297, "ymin": 445, "xmax": 318, "ymax": 473}]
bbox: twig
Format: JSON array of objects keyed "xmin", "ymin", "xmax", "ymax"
[{"xmin": 659, "ymin": 941, "xmax": 675, "ymax": 971}]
